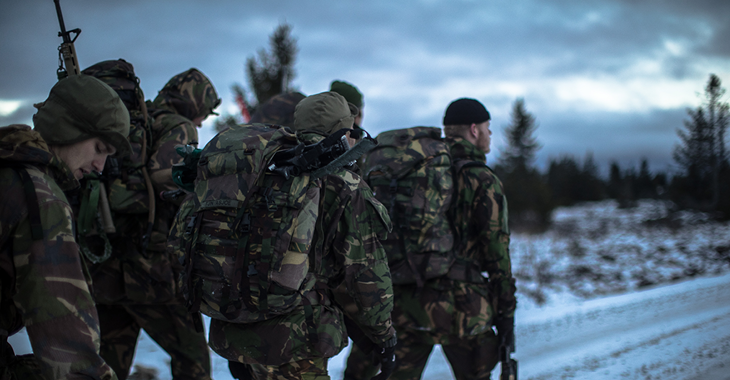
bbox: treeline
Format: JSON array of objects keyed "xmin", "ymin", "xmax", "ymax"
[{"xmin": 495, "ymin": 74, "xmax": 730, "ymax": 232}]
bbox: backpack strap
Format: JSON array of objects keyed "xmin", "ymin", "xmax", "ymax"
[
  {"xmin": 448, "ymin": 158, "xmax": 488, "ymax": 280},
  {"xmin": 0, "ymin": 163, "xmax": 43, "ymax": 241},
  {"xmin": 184, "ymin": 212, "xmax": 205, "ymax": 317},
  {"xmin": 16, "ymin": 168, "xmax": 43, "ymax": 241},
  {"xmin": 386, "ymin": 177, "xmax": 425, "ymax": 289}
]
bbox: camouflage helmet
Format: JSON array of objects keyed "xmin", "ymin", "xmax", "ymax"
[
  {"xmin": 33, "ymin": 75, "xmax": 132, "ymax": 157},
  {"xmin": 292, "ymin": 91, "xmax": 358, "ymax": 136},
  {"xmin": 249, "ymin": 91, "xmax": 306, "ymax": 127},
  {"xmin": 81, "ymin": 59, "xmax": 144, "ymax": 112},
  {"xmin": 153, "ymin": 68, "xmax": 221, "ymax": 122}
]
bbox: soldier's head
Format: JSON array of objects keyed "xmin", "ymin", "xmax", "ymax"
[
  {"xmin": 81, "ymin": 59, "xmax": 144, "ymax": 112},
  {"xmin": 153, "ymin": 68, "xmax": 221, "ymax": 127},
  {"xmin": 443, "ymin": 98, "xmax": 492, "ymax": 154},
  {"xmin": 330, "ymin": 80, "xmax": 365, "ymax": 144},
  {"xmin": 249, "ymin": 92, "xmax": 306, "ymax": 127},
  {"xmin": 33, "ymin": 75, "xmax": 132, "ymax": 179},
  {"xmin": 292, "ymin": 91, "xmax": 359, "ymax": 145}
]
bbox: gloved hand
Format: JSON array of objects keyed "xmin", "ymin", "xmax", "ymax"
[
  {"xmin": 370, "ymin": 336, "xmax": 397, "ymax": 380},
  {"xmin": 494, "ymin": 316, "xmax": 515, "ymax": 348}
]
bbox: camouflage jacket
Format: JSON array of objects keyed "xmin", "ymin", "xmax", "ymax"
[
  {"xmin": 85, "ymin": 101, "xmax": 197, "ymax": 304},
  {"xmin": 0, "ymin": 125, "xmax": 117, "ymax": 379},
  {"xmin": 390, "ymin": 137, "xmax": 516, "ymax": 342},
  {"xmin": 87, "ymin": 70, "xmax": 215, "ymax": 305},
  {"xmin": 146, "ymin": 103, "xmax": 199, "ymax": 251},
  {"xmin": 208, "ymin": 132, "xmax": 396, "ymax": 366}
]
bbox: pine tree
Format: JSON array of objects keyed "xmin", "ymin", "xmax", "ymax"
[
  {"xmin": 607, "ymin": 161, "xmax": 622, "ymax": 199},
  {"xmin": 673, "ymin": 74, "xmax": 729, "ymax": 209},
  {"xmin": 246, "ymin": 22, "xmax": 298, "ymax": 105},
  {"xmin": 500, "ymin": 98, "xmax": 540, "ymax": 172},
  {"xmin": 546, "ymin": 155, "xmax": 581, "ymax": 206},
  {"xmin": 635, "ymin": 158, "xmax": 654, "ymax": 199},
  {"xmin": 214, "ymin": 23, "xmax": 299, "ymax": 133},
  {"xmin": 577, "ymin": 152, "xmax": 605, "ymax": 201},
  {"xmin": 495, "ymin": 98, "xmax": 552, "ymax": 231}
]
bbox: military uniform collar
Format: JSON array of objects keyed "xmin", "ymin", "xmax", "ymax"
[{"xmin": 446, "ymin": 136, "xmax": 487, "ymax": 164}]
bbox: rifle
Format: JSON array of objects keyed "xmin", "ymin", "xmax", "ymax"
[
  {"xmin": 54, "ymin": 0, "xmax": 116, "ymax": 234},
  {"xmin": 54, "ymin": 0, "xmax": 81, "ymax": 79},
  {"xmin": 499, "ymin": 332, "xmax": 518, "ymax": 380}
]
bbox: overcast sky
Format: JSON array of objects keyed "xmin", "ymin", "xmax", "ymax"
[{"xmin": 2, "ymin": 0, "xmax": 729, "ymax": 174}]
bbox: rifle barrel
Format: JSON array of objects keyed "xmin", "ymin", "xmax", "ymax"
[{"xmin": 54, "ymin": 0, "xmax": 69, "ymax": 42}]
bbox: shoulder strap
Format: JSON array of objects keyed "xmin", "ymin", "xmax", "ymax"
[
  {"xmin": 449, "ymin": 157, "xmax": 488, "ymax": 271},
  {"xmin": 0, "ymin": 163, "xmax": 43, "ymax": 241},
  {"xmin": 453, "ymin": 158, "xmax": 486, "ymax": 174},
  {"xmin": 17, "ymin": 168, "xmax": 43, "ymax": 241}
]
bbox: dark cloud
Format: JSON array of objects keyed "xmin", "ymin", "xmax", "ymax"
[{"xmin": 1, "ymin": 0, "xmax": 727, "ymax": 176}]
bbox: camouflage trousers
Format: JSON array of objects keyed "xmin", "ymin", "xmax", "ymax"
[
  {"xmin": 0, "ymin": 341, "xmax": 43, "ymax": 380},
  {"xmin": 343, "ymin": 328, "xmax": 499, "ymax": 380},
  {"xmin": 240, "ymin": 357, "xmax": 330, "ymax": 380},
  {"xmin": 341, "ymin": 343, "xmax": 378, "ymax": 380},
  {"xmin": 392, "ymin": 328, "xmax": 499, "ymax": 380},
  {"xmin": 96, "ymin": 303, "xmax": 211, "ymax": 380}
]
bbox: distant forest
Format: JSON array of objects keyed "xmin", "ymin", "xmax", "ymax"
[{"xmin": 494, "ymin": 74, "xmax": 730, "ymax": 231}]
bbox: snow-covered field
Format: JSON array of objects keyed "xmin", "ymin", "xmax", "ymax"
[{"xmin": 9, "ymin": 200, "xmax": 730, "ymax": 379}]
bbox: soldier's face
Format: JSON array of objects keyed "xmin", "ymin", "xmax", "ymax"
[
  {"xmin": 192, "ymin": 115, "xmax": 207, "ymax": 127},
  {"xmin": 354, "ymin": 110, "xmax": 363, "ymax": 128},
  {"xmin": 475, "ymin": 120, "xmax": 492, "ymax": 153},
  {"xmin": 54, "ymin": 137, "xmax": 116, "ymax": 179}
]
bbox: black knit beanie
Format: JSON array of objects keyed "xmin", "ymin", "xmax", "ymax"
[{"xmin": 442, "ymin": 98, "xmax": 490, "ymax": 125}]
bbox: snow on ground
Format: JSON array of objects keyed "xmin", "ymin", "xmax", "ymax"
[
  {"xmin": 122, "ymin": 271, "xmax": 730, "ymax": 380},
  {"xmin": 8, "ymin": 200, "xmax": 730, "ymax": 379}
]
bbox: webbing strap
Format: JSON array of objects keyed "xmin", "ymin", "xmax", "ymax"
[
  {"xmin": 14, "ymin": 169, "xmax": 43, "ymax": 241},
  {"xmin": 184, "ymin": 214, "xmax": 203, "ymax": 312},
  {"xmin": 77, "ymin": 179, "xmax": 101, "ymax": 235},
  {"xmin": 231, "ymin": 213, "xmax": 254, "ymax": 313},
  {"xmin": 302, "ymin": 284, "xmax": 327, "ymax": 347},
  {"xmin": 258, "ymin": 231, "xmax": 273, "ymax": 313},
  {"xmin": 388, "ymin": 178, "xmax": 424, "ymax": 289}
]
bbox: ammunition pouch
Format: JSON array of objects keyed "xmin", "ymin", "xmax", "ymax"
[{"xmin": 446, "ymin": 259, "xmax": 485, "ymax": 283}]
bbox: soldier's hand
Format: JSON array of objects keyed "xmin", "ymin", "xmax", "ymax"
[
  {"xmin": 370, "ymin": 336, "xmax": 397, "ymax": 380},
  {"xmin": 494, "ymin": 316, "xmax": 515, "ymax": 348}
]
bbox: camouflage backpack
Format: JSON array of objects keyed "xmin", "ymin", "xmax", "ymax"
[
  {"xmin": 168, "ymin": 124, "xmax": 373, "ymax": 323},
  {"xmin": 77, "ymin": 60, "xmax": 156, "ymax": 261},
  {"xmin": 362, "ymin": 126, "xmax": 455, "ymax": 287}
]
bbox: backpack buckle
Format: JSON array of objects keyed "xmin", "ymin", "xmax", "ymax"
[
  {"xmin": 247, "ymin": 264, "xmax": 258, "ymax": 277},
  {"xmin": 240, "ymin": 213, "xmax": 251, "ymax": 233},
  {"xmin": 264, "ymin": 188, "xmax": 277, "ymax": 211},
  {"xmin": 184, "ymin": 216, "xmax": 197, "ymax": 235}
]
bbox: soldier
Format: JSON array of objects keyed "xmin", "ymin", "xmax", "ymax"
[
  {"xmin": 248, "ymin": 91, "xmax": 306, "ymax": 127},
  {"xmin": 208, "ymin": 92, "xmax": 397, "ymax": 380},
  {"xmin": 388, "ymin": 98, "xmax": 517, "ymax": 380},
  {"xmin": 0, "ymin": 74, "xmax": 130, "ymax": 379},
  {"xmin": 329, "ymin": 80, "xmax": 365, "ymax": 148},
  {"xmin": 86, "ymin": 66, "xmax": 219, "ymax": 380},
  {"xmin": 224, "ymin": 90, "xmax": 305, "ymax": 380}
]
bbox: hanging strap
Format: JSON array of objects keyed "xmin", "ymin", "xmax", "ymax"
[
  {"xmin": 184, "ymin": 213, "xmax": 204, "ymax": 313},
  {"xmin": 77, "ymin": 179, "xmax": 101, "ymax": 236},
  {"xmin": 14, "ymin": 168, "xmax": 43, "ymax": 241}
]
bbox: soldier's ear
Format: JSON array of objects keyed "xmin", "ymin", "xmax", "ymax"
[{"xmin": 469, "ymin": 123, "xmax": 479, "ymax": 139}]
